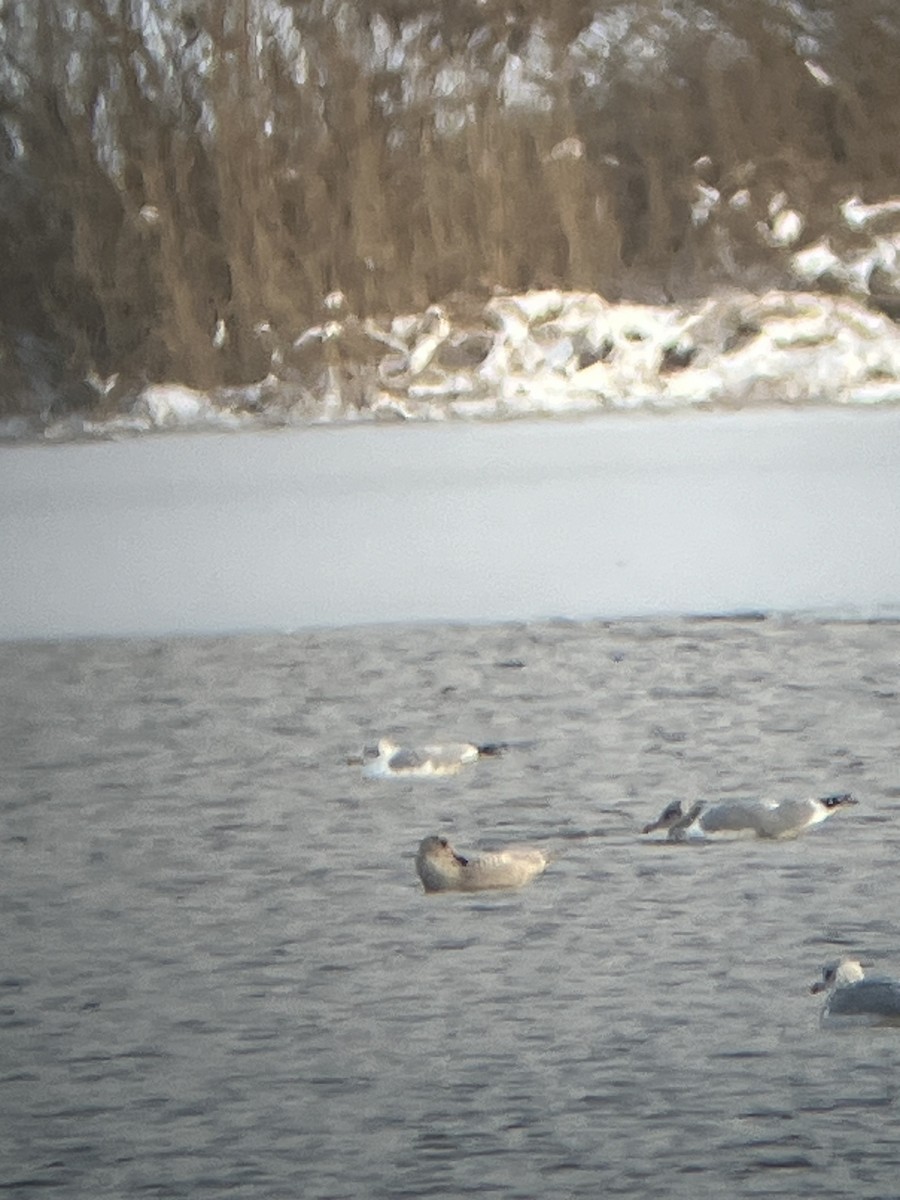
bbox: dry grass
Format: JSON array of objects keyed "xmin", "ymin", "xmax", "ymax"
[{"xmin": 2, "ymin": 0, "xmax": 900, "ymax": 412}]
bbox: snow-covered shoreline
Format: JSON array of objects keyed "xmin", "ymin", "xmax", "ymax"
[
  {"xmin": 10, "ymin": 183, "xmax": 900, "ymax": 447},
  {"xmin": 5, "ymin": 285, "xmax": 900, "ymax": 445}
]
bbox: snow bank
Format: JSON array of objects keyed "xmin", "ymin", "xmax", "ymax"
[
  {"xmin": 143, "ymin": 286, "xmax": 900, "ymax": 428},
  {"xmin": 17, "ymin": 282, "xmax": 900, "ymax": 442}
]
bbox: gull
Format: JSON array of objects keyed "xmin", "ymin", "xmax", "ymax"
[
  {"xmin": 361, "ymin": 737, "xmax": 505, "ymax": 779},
  {"xmin": 810, "ymin": 958, "xmax": 900, "ymax": 1024},
  {"xmin": 641, "ymin": 793, "xmax": 858, "ymax": 841},
  {"xmin": 415, "ymin": 835, "xmax": 550, "ymax": 893}
]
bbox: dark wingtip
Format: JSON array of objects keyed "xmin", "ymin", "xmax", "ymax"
[{"xmin": 476, "ymin": 742, "xmax": 507, "ymax": 757}]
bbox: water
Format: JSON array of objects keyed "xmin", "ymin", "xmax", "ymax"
[
  {"xmin": 3, "ymin": 408, "xmax": 900, "ymax": 640},
  {"xmin": 4, "ymin": 615, "xmax": 900, "ymax": 1198}
]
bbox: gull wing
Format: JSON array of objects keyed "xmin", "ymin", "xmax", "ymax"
[
  {"xmin": 828, "ymin": 979, "xmax": 900, "ymax": 1017},
  {"xmin": 699, "ymin": 798, "xmax": 777, "ymax": 834}
]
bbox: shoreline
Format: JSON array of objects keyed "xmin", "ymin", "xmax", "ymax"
[{"xmin": 5, "ymin": 287, "xmax": 900, "ymax": 445}]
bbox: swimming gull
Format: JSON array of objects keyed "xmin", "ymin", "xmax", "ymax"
[
  {"xmin": 362, "ymin": 737, "xmax": 504, "ymax": 778},
  {"xmin": 641, "ymin": 793, "xmax": 858, "ymax": 841},
  {"xmin": 415, "ymin": 835, "xmax": 550, "ymax": 892},
  {"xmin": 810, "ymin": 958, "xmax": 900, "ymax": 1024}
]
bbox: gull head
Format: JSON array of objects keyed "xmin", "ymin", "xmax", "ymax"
[
  {"xmin": 818, "ymin": 793, "xmax": 858, "ymax": 810},
  {"xmin": 810, "ymin": 957, "xmax": 866, "ymax": 994},
  {"xmin": 642, "ymin": 800, "xmax": 685, "ymax": 835}
]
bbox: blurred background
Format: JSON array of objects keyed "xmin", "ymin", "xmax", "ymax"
[{"xmin": 3, "ymin": 1, "xmax": 900, "ymax": 418}]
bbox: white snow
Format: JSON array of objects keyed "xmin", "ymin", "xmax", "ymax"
[
  {"xmin": 23, "ymin": 284, "xmax": 900, "ymax": 444},
  {"xmin": 25, "ymin": 283, "xmax": 900, "ymax": 444},
  {"xmin": 9, "ymin": 189, "xmax": 900, "ymax": 443}
]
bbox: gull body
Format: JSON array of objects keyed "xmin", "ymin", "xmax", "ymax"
[
  {"xmin": 641, "ymin": 793, "xmax": 858, "ymax": 841},
  {"xmin": 415, "ymin": 835, "xmax": 550, "ymax": 893},
  {"xmin": 362, "ymin": 737, "xmax": 503, "ymax": 778},
  {"xmin": 810, "ymin": 958, "xmax": 900, "ymax": 1025}
]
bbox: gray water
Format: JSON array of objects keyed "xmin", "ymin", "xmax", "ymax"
[{"xmin": 3, "ymin": 615, "xmax": 900, "ymax": 1198}]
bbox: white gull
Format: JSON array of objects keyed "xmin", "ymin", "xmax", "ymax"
[
  {"xmin": 362, "ymin": 737, "xmax": 504, "ymax": 778},
  {"xmin": 415, "ymin": 835, "xmax": 550, "ymax": 893},
  {"xmin": 641, "ymin": 793, "xmax": 858, "ymax": 841},
  {"xmin": 810, "ymin": 958, "xmax": 900, "ymax": 1025}
]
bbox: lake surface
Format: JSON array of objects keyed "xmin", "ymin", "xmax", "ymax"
[
  {"xmin": 2, "ymin": 407, "xmax": 900, "ymax": 641},
  {"xmin": 3, "ymin": 615, "xmax": 900, "ymax": 1198}
]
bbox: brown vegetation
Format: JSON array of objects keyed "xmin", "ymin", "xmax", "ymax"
[{"xmin": 2, "ymin": 0, "xmax": 900, "ymax": 413}]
